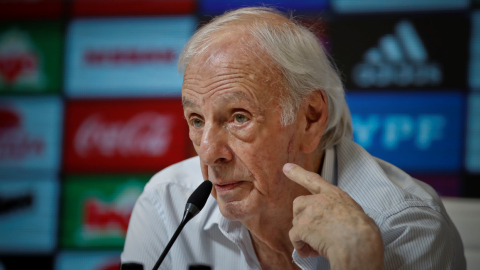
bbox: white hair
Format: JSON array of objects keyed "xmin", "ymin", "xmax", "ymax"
[{"xmin": 179, "ymin": 7, "xmax": 352, "ymax": 149}]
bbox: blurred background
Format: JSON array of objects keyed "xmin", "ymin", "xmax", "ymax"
[{"xmin": 0, "ymin": 0, "xmax": 478, "ymax": 269}]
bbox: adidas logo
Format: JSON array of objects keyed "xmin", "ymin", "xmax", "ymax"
[{"xmin": 352, "ymin": 20, "xmax": 442, "ymax": 88}]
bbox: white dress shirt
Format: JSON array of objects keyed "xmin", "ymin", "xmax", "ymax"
[{"xmin": 121, "ymin": 139, "xmax": 466, "ymax": 270}]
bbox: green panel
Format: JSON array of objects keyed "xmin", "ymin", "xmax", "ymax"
[
  {"xmin": 61, "ymin": 174, "xmax": 151, "ymax": 249},
  {"xmin": 0, "ymin": 21, "xmax": 63, "ymax": 94}
]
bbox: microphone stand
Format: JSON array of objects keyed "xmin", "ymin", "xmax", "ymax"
[{"xmin": 151, "ymin": 204, "xmax": 200, "ymax": 270}]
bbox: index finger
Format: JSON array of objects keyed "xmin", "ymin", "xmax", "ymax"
[{"xmin": 283, "ymin": 163, "xmax": 330, "ymax": 194}]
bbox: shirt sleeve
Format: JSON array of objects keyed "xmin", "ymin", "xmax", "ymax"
[
  {"xmin": 121, "ymin": 191, "xmax": 172, "ymax": 270},
  {"xmin": 380, "ymin": 206, "xmax": 464, "ymax": 270}
]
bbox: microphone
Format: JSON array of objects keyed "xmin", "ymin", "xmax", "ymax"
[{"xmin": 152, "ymin": 180, "xmax": 213, "ymax": 270}]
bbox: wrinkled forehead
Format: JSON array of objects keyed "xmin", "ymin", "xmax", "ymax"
[{"xmin": 183, "ymin": 32, "xmax": 283, "ymax": 89}]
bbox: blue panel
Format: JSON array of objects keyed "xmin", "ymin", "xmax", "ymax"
[
  {"xmin": 470, "ymin": 11, "xmax": 480, "ymax": 90},
  {"xmin": 200, "ymin": 0, "xmax": 328, "ymax": 15},
  {"xmin": 65, "ymin": 17, "xmax": 196, "ymax": 98},
  {"xmin": 56, "ymin": 251, "xmax": 121, "ymax": 270},
  {"xmin": 466, "ymin": 94, "xmax": 480, "ymax": 173},
  {"xmin": 0, "ymin": 175, "xmax": 59, "ymax": 253},
  {"xmin": 0, "ymin": 97, "xmax": 63, "ymax": 173},
  {"xmin": 346, "ymin": 92, "xmax": 464, "ymax": 172},
  {"xmin": 332, "ymin": 0, "xmax": 469, "ymax": 13}
]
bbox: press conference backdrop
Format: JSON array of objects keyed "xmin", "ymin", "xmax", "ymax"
[{"xmin": 0, "ymin": 0, "xmax": 478, "ymax": 269}]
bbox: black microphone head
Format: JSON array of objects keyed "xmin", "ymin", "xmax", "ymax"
[
  {"xmin": 186, "ymin": 180, "xmax": 212, "ymax": 211},
  {"xmin": 121, "ymin": 263, "xmax": 144, "ymax": 270}
]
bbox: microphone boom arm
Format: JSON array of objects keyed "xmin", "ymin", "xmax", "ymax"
[
  {"xmin": 152, "ymin": 208, "xmax": 193, "ymax": 270},
  {"xmin": 151, "ymin": 180, "xmax": 212, "ymax": 270}
]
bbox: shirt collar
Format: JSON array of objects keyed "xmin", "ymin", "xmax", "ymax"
[{"xmin": 321, "ymin": 145, "xmax": 337, "ymax": 186}]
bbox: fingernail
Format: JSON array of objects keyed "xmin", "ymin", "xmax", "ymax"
[{"xmin": 283, "ymin": 163, "xmax": 296, "ymax": 172}]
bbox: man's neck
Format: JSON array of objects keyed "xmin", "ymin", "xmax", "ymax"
[{"xmin": 246, "ymin": 206, "xmax": 301, "ymax": 270}]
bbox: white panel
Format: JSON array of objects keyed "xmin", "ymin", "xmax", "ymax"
[
  {"xmin": 442, "ymin": 197, "xmax": 480, "ymax": 249},
  {"xmin": 465, "ymin": 249, "xmax": 480, "ymax": 270}
]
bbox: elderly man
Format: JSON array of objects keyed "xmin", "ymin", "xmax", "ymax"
[{"xmin": 122, "ymin": 7, "xmax": 465, "ymax": 270}]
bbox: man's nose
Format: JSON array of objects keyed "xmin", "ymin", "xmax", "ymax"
[{"xmin": 199, "ymin": 123, "xmax": 233, "ymax": 166}]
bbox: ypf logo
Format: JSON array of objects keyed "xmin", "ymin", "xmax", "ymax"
[
  {"xmin": 352, "ymin": 114, "xmax": 445, "ymax": 150},
  {"xmin": 352, "ymin": 20, "xmax": 442, "ymax": 88},
  {"xmin": 0, "ymin": 29, "xmax": 45, "ymax": 88}
]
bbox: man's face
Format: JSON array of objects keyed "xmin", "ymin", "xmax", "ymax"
[{"xmin": 182, "ymin": 39, "xmax": 308, "ymax": 221}]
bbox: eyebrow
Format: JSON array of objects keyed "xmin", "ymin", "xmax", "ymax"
[
  {"xmin": 182, "ymin": 91, "xmax": 254, "ymax": 110},
  {"xmin": 182, "ymin": 97, "xmax": 199, "ymax": 110}
]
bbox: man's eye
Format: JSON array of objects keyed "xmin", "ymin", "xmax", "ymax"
[
  {"xmin": 192, "ymin": 118, "xmax": 204, "ymax": 128},
  {"xmin": 234, "ymin": 114, "xmax": 248, "ymax": 124}
]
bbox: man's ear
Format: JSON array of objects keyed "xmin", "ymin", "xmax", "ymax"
[{"xmin": 299, "ymin": 89, "xmax": 328, "ymax": 153}]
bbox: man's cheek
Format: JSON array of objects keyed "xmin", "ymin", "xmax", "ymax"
[
  {"xmin": 200, "ymin": 162, "xmax": 209, "ymax": 180},
  {"xmin": 203, "ymin": 164, "xmax": 217, "ymax": 199},
  {"xmin": 189, "ymin": 129, "xmax": 202, "ymax": 148}
]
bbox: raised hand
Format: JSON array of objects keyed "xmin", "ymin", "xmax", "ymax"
[{"xmin": 283, "ymin": 163, "xmax": 384, "ymax": 270}]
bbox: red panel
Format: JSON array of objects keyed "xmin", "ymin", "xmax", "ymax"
[
  {"xmin": 0, "ymin": 0, "xmax": 64, "ymax": 20},
  {"xmin": 63, "ymin": 99, "xmax": 189, "ymax": 173},
  {"xmin": 72, "ymin": 0, "xmax": 195, "ymax": 16}
]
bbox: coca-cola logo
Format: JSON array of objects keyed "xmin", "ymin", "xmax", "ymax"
[{"xmin": 74, "ymin": 112, "xmax": 172, "ymax": 157}]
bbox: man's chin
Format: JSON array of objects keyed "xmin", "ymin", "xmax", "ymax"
[{"xmin": 217, "ymin": 199, "xmax": 252, "ymax": 221}]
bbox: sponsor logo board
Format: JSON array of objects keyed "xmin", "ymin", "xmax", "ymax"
[
  {"xmin": 331, "ymin": 16, "xmax": 469, "ymax": 90},
  {"xmin": 56, "ymin": 251, "xmax": 120, "ymax": 270},
  {"xmin": 200, "ymin": 0, "xmax": 328, "ymax": 15},
  {"xmin": 63, "ymin": 99, "xmax": 188, "ymax": 173},
  {"xmin": 466, "ymin": 94, "xmax": 480, "ymax": 173},
  {"xmin": 0, "ymin": 176, "xmax": 58, "ymax": 253},
  {"xmin": 65, "ymin": 17, "xmax": 195, "ymax": 97},
  {"xmin": 0, "ymin": 97, "xmax": 63, "ymax": 173},
  {"xmin": 332, "ymin": 0, "xmax": 468, "ymax": 13},
  {"xmin": 347, "ymin": 92, "xmax": 463, "ymax": 172},
  {"xmin": 72, "ymin": 0, "xmax": 194, "ymax": 16},
  {"xmin": 60, "ymin": 175, "xmax": 149, "ymax": 248},
  {"xmin": 470, "ymin": 12, "xmax": 480, "ymax": 90},
  {"xmin": 0, "ymin": 22, "xmax": 62, "ymax": 94}
]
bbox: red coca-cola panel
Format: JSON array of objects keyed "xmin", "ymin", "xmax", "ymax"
[
  {"xmin": 64, "ymin": 99, "xmax": 190, "ymax": 173},
  {"xmin": 72, "ymin": 0, "xmax": 194, "ymax": 16}
]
